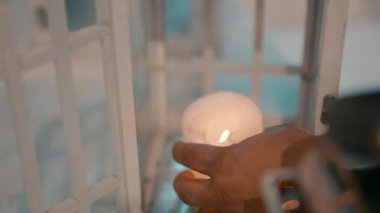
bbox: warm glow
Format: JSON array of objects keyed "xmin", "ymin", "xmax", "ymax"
[
  {"xmin": 219, "ymin": 129, "xmax": 231, "ymax": 143},
  {"xmin": 281, "ymin": 200, "xmax": 300, "ymax": 211}
]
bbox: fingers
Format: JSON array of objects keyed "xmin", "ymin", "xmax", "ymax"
[
  {"xmin": 282, "ymin": 135, "xmax": 325, "ymax": 167},
  {"xmin": 172, "ymin": 142, "xmax": 223, "ymax": 175},
  {"xmin": 174, "ymin": 171, "xmax": 216, "ymax": 208},
  {"xmin": 257, "ymin": 125, "xmax": 311, "ymax": 144}
]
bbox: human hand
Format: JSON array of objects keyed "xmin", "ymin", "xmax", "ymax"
[{"xmin": 173, "ymin": 125, "xmax": 313, "ymax": 212}]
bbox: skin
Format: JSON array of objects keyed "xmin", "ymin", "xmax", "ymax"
[{"xmin": 172, "ymin": 125, "xmax": 318, "ymax": 212}]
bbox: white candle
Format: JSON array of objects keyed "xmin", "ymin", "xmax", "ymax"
[
  {"xmin": 182, "ymin": 92, "xmax": 263, "ymax": 147},
  {"xmin": 181, "ymin": 92, "xmax": 263, "ymax": 178}
]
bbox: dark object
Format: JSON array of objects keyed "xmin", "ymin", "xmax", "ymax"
[
  {"xmin": 320, "ymin": 95, "xmax": 336, "ymax": 125},
  {"xmin": 36, "ymin": 5, "xmax": 48, "ymax": 28},
  {"xmin": 65, "ymin": 0, "xmax": 96, "ymax": 31},
  {"xmin": 328, "ymin": 91, "xmax": 380, "ymax": 212},
  {"xmin": 329, "ymin": 91, "xmax": 380, "ymax": 168}
]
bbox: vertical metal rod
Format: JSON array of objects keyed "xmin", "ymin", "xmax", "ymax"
[
  {"xmin": 297, "ymin": 0, "xmax": 324, "ymax": 131},
  {"xmin": 0, "ymin": 4, "xmax": 45, "ymax": 213},
  {"xmin": 46, "ymin": 0, "xmax": 90, "ymax": 212},
  {"xmin": 309, "ymin": 0, "xmax": 349, "ymax": 134},
  {"xmin": 101, "ymin": 35, "xmax": 128, "ymax": 213},
  {"xmin": 95, "ymin": 0, "xmax": 110, "ymax": 24},
  {"xmin": 95, "ymin": 0, "xmax": 127, "ymax": 212},
  {"xmin": 252, "ymin": 0, "xmax": 265, "ymax": 103},
  {"xmin": 109, "ymin": 0, "xmax": 143, "ymax": 211},
  {"xmin": 143, "ymin": 0, "xmax": 167, "ymax": 210},
  {"xmin": 148, "ymin": 0, "xmax": 167, "ymax": 130},
  {"xmin": 202, "ymin": 0, "xmax": 215, "ymax": 94}
]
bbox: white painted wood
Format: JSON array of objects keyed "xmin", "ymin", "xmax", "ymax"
[
  {"xmin": 46, "ymin": 0, "xmax": 90, "ymax": 212},
  {"xmin": 109, "ymin": 0, "xmax": 143, "ymax": 211},
  {"xmin": 309, "ymin": 0, "xmax": 349, "ymax": 134},
  {"xmin": 0, "ymin": 4, "xmax": 45, "ymax": 213},
  {"xmin": 252, "ymin": 0, "xmax": 265, "ymax": 103}
]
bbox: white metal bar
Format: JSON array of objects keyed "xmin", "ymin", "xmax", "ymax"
[
  {"xmin": 48, "ymin": 177, "xmax": 120, "ymax": 213},
  {"xmin": 0, "ymin": 4, "xmax": 45, "ymax": 213},
  {"xmin": 132, "ymin": 56, "xmax": 300, "ymax": 75},
  {"xmin": 21, "ymin": 44, "xmax": 55, "ymax": 70},
  {"xmin": 109, "ymin": 0, "xmax": 143, "ymax": 211},
  {"xmin": 143, "ymin": 131, "xmax": 166, "ymax": 210},
  {"xmin": 96, "ymin": 0, "xmax": 111, "ymax": 24},
  {"xmin": 46, "ymin": 1, "xmax": 90, "ymax": 212},
  {"xmin": 202, "ymin": 0, "xmax": 215, "ymax": 94},
  {"xmin": 148, "ymin": 0, "xmax": 167, "ymax": 130},
  {"xmin": 252, "ymin": 0, "xmax": 265, "ymax": 103},
  {"xmin": 20, "ymin": 25, "xmax": 108, "ymax": 71},
  {"xmin": 69, "ymin": 25, "xmax": 108, "ymax": 49},
  {"xmin": 96, "ymin": 0, "xmax": 128, "ymax": 211},
  {"xmin": 89, "ymin": 177, "xmax": 120, "ymax": 203},
  {"xmin": 297, "ymin": 0, "xmax": 324, "ymax": 131},
  {"xmin": 100, "ymin": 34, "xmax": 128, "ymax": 213},
  {"xmin": 309, "ymin": 0, "xmax": 349, "ymax": 134},
  {"xmin": 148, "ymin": 41, "xmax": 167, "ymax": 129},
  {"xmin": 297, "ymin": 0, "xmax": 323, "ymax": 131},
  {"xmin": 48, "ymin": 198, "xmax": 77, "ymax": 213},
  {"xmin": 0, "ymin": 53, "xmax": 4, "ymax": 80}
]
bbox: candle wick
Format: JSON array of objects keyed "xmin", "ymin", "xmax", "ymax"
[{"xmin": 219, "ymin": 129, "xmax": 231, "ymax": 143}]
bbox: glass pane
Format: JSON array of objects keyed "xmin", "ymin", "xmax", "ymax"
[
  {"xmin": 149, "ymin": 134, "xmax": 187, "ymax": 212},
  {"xmin": 263, "ymin": 0, "xmax": 307, "ymax": 66},
  {"xmin": 214, "ymin": 0, "xmax": 253, "ymax": 64},
  {"xmin": 0, "ymin": 81, "xmax": 30, "ymax": 213},
  {"xmin": 165, "ymin": 0, "xmax": 203, "ymax": 58},
  {"xmin": 167, "ymin": 72, "xmax": 203, "ymax": 108},
  {"xmin": 260, "ymin": 74, "xmax": 301, "ymax": 118},
  {"xmin": 22, "ymin": 62, "xmax": 71, "ymax": 208},
  {"xmin": 213, "ymin": 72, "xmax": 252, "ymax": 97},
  {"xmin": 165, "ymin": 0, "xmax": 192, "ymax": 37},
  {"xmin": 91, "ymin": 192, "xmax": 117, "ymax": 213},
  {"xmin": 71, "ymin": 43, "xmax": 114, "ymax": 186},
  {"xmin": 65, "ymin": 0, "xmax": 96, "ymax": 31}
]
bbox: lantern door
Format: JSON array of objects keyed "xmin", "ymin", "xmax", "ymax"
[{"xmin": 0, "ymin": 0, "xmax": 142, "ymax": 212}]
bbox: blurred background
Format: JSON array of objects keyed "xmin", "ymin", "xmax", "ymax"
[{"xmin": 0, "ymin": 0, "xmax": 379, "ymax": 212}]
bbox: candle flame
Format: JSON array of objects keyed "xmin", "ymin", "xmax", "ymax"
[{"xmin": 219, "ymin": 129, "xmax": 231, "ymax": 143}]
